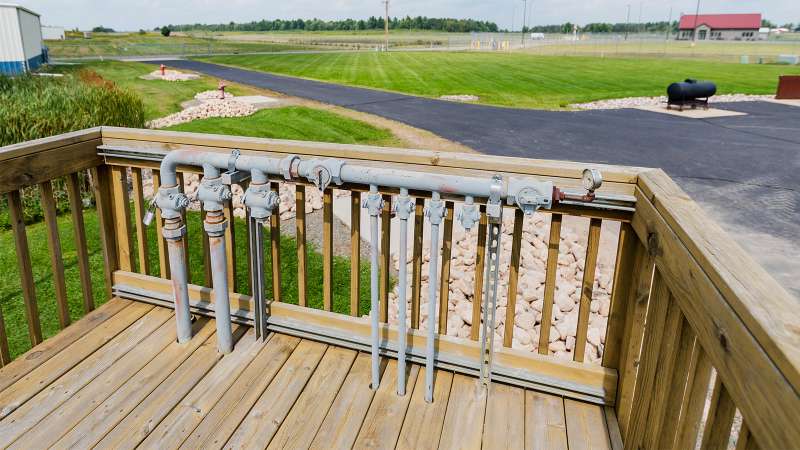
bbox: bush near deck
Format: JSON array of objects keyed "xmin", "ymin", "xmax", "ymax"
[{"xmin": 200, "ymin": 52, "xmax": 800, "ymax": 109}]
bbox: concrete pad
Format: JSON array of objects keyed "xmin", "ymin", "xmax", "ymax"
[
  {"xmin": 633, "ymin": 104, "xmax": 747, "ymax": 118},
  {"xmin": 233, "ymin": 95, "xmax": 283, "ymax": 109}
]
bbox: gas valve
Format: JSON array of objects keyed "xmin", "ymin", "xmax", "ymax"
[
  {"xmin": 243, "ymin": 183, "xmax": 280, "ymax": 221},
  {"xmin": 197, "ymin": 177, "xmax": 232, "ymax": 211},
  {"xmin": 153, "ymin": 185, "xmax": 189, "ymax": 220}
]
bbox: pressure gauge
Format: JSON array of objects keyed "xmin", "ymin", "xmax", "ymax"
[{"xmin": 582, "ymin": 169, "xmax": 602, "ymax": 192}]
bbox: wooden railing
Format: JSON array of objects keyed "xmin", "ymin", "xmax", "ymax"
[{"xmin": 0, "ymin": 127, "xmax": 797, "ymax": 449}]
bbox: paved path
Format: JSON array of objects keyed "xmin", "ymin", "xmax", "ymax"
[{"xmin": 156, "ymin": 60, "xmax": 800, "ymax": 297}]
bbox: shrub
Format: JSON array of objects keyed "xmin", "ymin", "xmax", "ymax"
[
  {"xmin": 0, "ymin": 70, "xmax": 146, "ymax": 228},
  {"xmin": 161, "ymin": 27, "xmax": 171, "ymax": 37}
]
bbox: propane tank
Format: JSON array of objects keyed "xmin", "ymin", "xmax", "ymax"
[{"xmin": 667, "ymin": 79, "xmax": 717, "ymax": 102}]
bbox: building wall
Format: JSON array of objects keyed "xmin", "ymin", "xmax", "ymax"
[
  {"xmin": 0, "ymin": 6, "xmax": 24, "ymax": 68},
  {"xmin": 41, "ymin": 26, "xmax": 65, "ymax": 40},
  {"xmin": 677, "ymin": 27, "xmax": 761, "ymax": 41},
  {"xmin": 18, "ymin": 9, "xmax": 42, "ymax": 62}
]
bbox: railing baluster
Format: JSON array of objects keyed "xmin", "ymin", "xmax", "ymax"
[
  {"xmin": 350, "ymin": 191, "xmax": 361, "ymax": 316},
  {"xmin": 700, "ymin": 377, "xmax": 737, "ymax": 450},
  {"xmin": 574, "ymin": 217, "xmax": 602, "ymax": 362},
  {"xmin": 602, "ymin": 222, "xmax": 638, "ymax": 368},
  {"xmin": 538, "ymin": 213, "xmax": 562, "ymax": 354},
  {"xmin": 323, "ymin": 188, "xmax": 334, "ymax": 311},
  {"xmin": 176, "ymin": 172, "xmax": 190, "ymax": 283},
  {"xmin": 130, "ymin": 168, "xmax": 151, "ymax": 275},
  {"xmin": 90, "ymin": 166, "xmax": 118, "ymax": 299},
  {"xmin": 40, "ymin": 180, "xmax": 70, "ymax": 329},
  {"xmin": 379, "ymin": 194, "xmax": 392, "ymax": 322},
  {"xmin": 411, "ymin": 197, "xmax": 424, "ymax": 329},
  {"xmin": 201, "ymin": 210, "xmax": 212, "ymax": 286},
  {"xmin": 656, "ymin": 322, "xmax": 698, "ymax": 449},
  {"xmin": 503, "ymin": 208, "xmax": 524, "ymax": 347},
  {"xmin": 296, "ymin": 184, "xmax": 307, "ymax": 307},
  {"xmin": 110, "ymin": 165, "xmax": 134, "ymax": 272},
  {"xmin": 7, "ymin": 190, "xmax": 43, "ymax": 345},
  {"xmin": 438, "ymin": 201, "xmax": 454, "ymax": 334},
  {"xmin": 151, "ymin": 170, "xmax": 169, "ymax": 279},
  {"xmin": 624, "ymin": 269, "xmax": 672, "ymax": 448},
  {"xmin": 735, "ymin": 423, "xmax": 759, "ymax": 450},
  {"xmin": 470, "ymin": 205, "xmax": 487, "ymax": 340},
  {"xmin": 270, "ymin": 182, "xmax": 282, "ymax": 302},
  {"xmin": 674, "ymin": 345, "xmax": 714, "ymax": 450},
  {"xmin": 66, "ymin": 172, "xmax": 94, "ymax": 313},
  {"xmin": 223, "ymin": 198, "xmax": 237, "ymax": 289},
  {"xmin": 0, "ymin": 306, "xmax": 10, "ymax": 365}
]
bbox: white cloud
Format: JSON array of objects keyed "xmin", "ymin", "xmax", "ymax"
[{"xmin": 16, "ymin": 0, "xmax": 799, "ymax": 31}]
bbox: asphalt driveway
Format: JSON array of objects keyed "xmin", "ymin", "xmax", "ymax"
[{"xmin": 153, "ymin": 59, "xmax": 800, "ymax": 297}]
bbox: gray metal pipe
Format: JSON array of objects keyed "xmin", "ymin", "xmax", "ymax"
[
  {"xmin": 207, "ymin": 214, "xmax": 233, "ymax": 353},
  {"xmin": 366, "ymin": 185, "xmax": 382, "ymax": 391},
  {"xmin": 425, "ymin": 192, "xmax": 444, "ymax": 402},
  {"xmin": 164, "ymin": 217, "xmax": 192, "ymax": 344},
  {"xmin": 395, "ymin": 189, "xmax": 412, "ymax": 396}
]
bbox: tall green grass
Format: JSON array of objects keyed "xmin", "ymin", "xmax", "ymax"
[{"xmin": 0, "ymin": 70, "xmax": 146, "ymax": 229}]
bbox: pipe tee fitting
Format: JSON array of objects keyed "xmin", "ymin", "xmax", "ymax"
[
  {"xmin": 155, "ymin": 185, "xmax": 189, "ymax": 220},
  {"xmin": 243, "ymin": 183, "xmax": 280, "ymax": 221},
  {"xmin": 198, "ymin": 177, "xmax": 232, "ymax": 212}
]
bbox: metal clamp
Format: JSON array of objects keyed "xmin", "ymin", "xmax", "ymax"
[
  {"xmin": 457, "ymin": 196, "xmax": 480, "ymax": 230},
  {"xmin": 154, "ymin": 185, "xmax": 189, "ymax": 220},
  {"xmin": 363, "ymin": 188, "xmax": 384, "ymax": 217},
  {"xmin": 280, "ymin": 155, "xmax": 300, "ymax": 180},
  {"xmin": 220, "ymin": 149, "xmax": 251, "ymax": 185},
  {"xmin": 424, "ymin": 193, "xmax": 445, "ymax": 225},
  {"xmin": 393, "ymin": 190, "xmax": 414, "ymax": 220},
  {"xmin": 485, "ymin": 175, "xmax": 504, "ymax": 224},
  {"xmin": 507, "ymin": 177, "xmax": 553, "ymax": 215}
]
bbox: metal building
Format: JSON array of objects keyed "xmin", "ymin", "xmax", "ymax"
[{"xmin": 0, "ymin": 3, "xmax": 44, "ymax": 75}]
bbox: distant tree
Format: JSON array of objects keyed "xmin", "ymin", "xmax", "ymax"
[
  {"xmin": 761, "ymin": 19, "xmax": 776, "ymax": 28},
  {"xmin": 138, "ymin": 29, "xmax": 146, "ymax": 35},
  {"xmin": 92, "ymin": 26, "xmax": 114, "ymax": 33},
  {"xmin": 161, "ymin": 26, "xmax": 171, "ymax": 37}
]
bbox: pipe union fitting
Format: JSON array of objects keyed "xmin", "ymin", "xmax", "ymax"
[
  {"xmin": 280, "ymin": 155, "xmax": 300, "ymax": 180},
  {"xmin": 155, "ymin": 185, "xmax": 189, "ymax": 220},
  {"xmin": 304, "ymin": 159, "xmax": 345, "ymax": 191},
  {"xmin": 162, "ymin": 224, "xmax": 187, "ymax": 240},
  {"xmin": 506, "ymin": 178, "xmax": 553, "ymax": 215},
  {"xmin": 203, "ymin": 220, "xmax": 228, "ymax": 237}
]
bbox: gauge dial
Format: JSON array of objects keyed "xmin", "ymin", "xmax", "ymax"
[{"xmin": 582, "ymin": 169, "xmax": 602, "ymax": 191}]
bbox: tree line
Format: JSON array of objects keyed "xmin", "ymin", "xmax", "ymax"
[
  {"xmin": 526, "ymin": 22, "xmax": 679, "ymax": 34},
  {"xmin": 159, "ymin": 16, "xmax": 499, "ymax": 33}
]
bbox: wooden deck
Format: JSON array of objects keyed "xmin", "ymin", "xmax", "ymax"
[{"xmin": 0, "ymin": 299, "xmax": 621, "ymax": 449}]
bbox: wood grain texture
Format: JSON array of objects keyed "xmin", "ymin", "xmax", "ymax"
[
  {"xmin": 350, "ymin": 191, "xmax": 361, "ymax": 316},
  {"xmin": 379, "ymin": 194, "xmax": 392, "ymax": 323},
  {"xmin": 438, "ymin": 373, "xmax": 487, "ymax": 450},
  {"xmin": 90, "ymin": 165, "xmax": 118, "ymax": 299},
  {"xmin": 52, "ymin": 318, "xmax": 217, "ymax": 449},
  {"xmin": 6, "ymin": 190, "xmax": 42, "ymax": 345},
  {"xmin": 573, "ymin": 218, "xmax": 601, "ymax": 362},
  {"xmin": 564, "ymin": 399, "xmax": 612, "ymax": 450},
  {"xmin": 323, "ymin": 188, "xmax": 334, "ymax": 311},
  {"xmin": 674, "ymin": 345, "xmax": 714, "ymax": 450},
  {"xmin": 110, "ymin": 165, "xmax": 134, "ymax": 272},
  {"xmin": 130, "ymin": 167, "xmax": 151, "ymax": 275},
  {"xmin": 657, "ymin": 322, "xmax": 697, "ymax": 450},
  {"xmin": 601, "ymin": 223, "xmax": 638, "ymax": 369},
  {"xmin": 699, "ymin": 378, "xmax": 737, "ymax": 450},
  {"xmin": 271, "ymin": 181, "xmax": 282, "ymax": 302},
  {"xmin": 538, "ymin": 213, "xmax": 562, "ymax": 354},
  {"xmin": 224, "ymin": 340, "xmax": 327, "ymax": 449},
  {"xmin": 439, "ymin": 201, "xmax": 454, "ymax": 334},
  {"xmin": 411, "ymin": 198, "xmax": 425, "ymax": 329},
  {"xmin": 296, "ymin": 185, "xmax": 307, "ymax": 306},
  {"xmin": 223, "ymin": 199, "xmax": 237, "ymax": 288},
  {"xmin": 504, "ymin": 208, "xmax": 524, "ymax": 347},
  {"xmin": 66, "ymin": 172, "xmax": 95, "ymax": 312},
  {"xmin": 39, "ymin": 180, "xmax": 70, "ymax": 329},
  {"xmin": 310, "ymin": 353, "xmax": 383, "ymax": 450},
  {"xmin": 396, "ymin": 369, "xmax": 453, "ymax": 450},
  {"xmin": 267, "ymin": 346, "xmax": 357, "ymax": 450},
  {"xmin": 0, "ymin": 308, "xmax": 9, "ymax": 366},
  {"xmin": 470, "ymin": 205, "xmax": 487, "ymax": 341},
  {"xmin": 170, "ymin": 333, "xmax": 297, "ymax": 450},
  {"xmin": 483, "ymin": 382, "xmax": 525, "ymax": 449},
  {"xmin": 0, "ymin": 138, "xmax": 102, "ymax": 195},
  {"xmin": 354, "ymin": 360, "xmax": 419, "ymax": 450},
  {"xmin": 525, "ymin": 391, "xmax": 568, "ymax": 450},
  {"xmin": 151, "ymin": 170, "xmax": 170, "ymax": 279}
]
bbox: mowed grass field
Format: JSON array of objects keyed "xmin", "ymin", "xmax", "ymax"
[{"xmin": 201, "ymin": 52, "xmax": 800, "ymax": 108}]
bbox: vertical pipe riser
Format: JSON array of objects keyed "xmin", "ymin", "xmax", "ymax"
[
  {"xmin": 209, "ymin": 233, "xmax": 233, "ymax": 353},
  {"xmin": 167, "ymin": 238, "xmax": 192, "ymax": 344}
]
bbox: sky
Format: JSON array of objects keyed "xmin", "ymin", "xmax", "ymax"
[{"xmin": 13, "ymin": 0, "xmax": 799, "ymax": 31}]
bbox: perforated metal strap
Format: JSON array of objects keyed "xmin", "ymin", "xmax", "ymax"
[{"xmin": 479, "ymin": 218, "xmax": 503, "ymax": 387}]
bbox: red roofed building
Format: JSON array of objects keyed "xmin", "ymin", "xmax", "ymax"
[{"xmin": 677, "ymin": 13, "xmax": 763, "ymax": 41}]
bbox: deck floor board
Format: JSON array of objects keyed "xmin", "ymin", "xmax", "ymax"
[{"xmin": 0, "ymin": 302, "xmax": 619, "ymax": 449}]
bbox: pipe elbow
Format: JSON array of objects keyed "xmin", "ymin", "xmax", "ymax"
[{"xmin": 159, "ymin": 150, "xmax": 190, "ymax": 187}]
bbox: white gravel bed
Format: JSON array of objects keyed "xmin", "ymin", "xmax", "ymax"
[
  {"xmin": 571, "ymin": 93, "xmax": 775, "ymax": 110},
  {"xmin": 140, "ymin": 69, "xmax": 200, "ymax": 81},
  {"xmin": 440, "ymin": 94, "xmax": 480, "ymax": 102}
]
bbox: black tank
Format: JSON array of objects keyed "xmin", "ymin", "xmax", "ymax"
[{"xmin": 667, "ymin": 79, "xmax": 717, "ymax": 102}]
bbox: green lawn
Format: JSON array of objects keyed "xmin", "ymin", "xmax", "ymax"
[
  {"xmin": 165, "ymin": 107, "xmax": 399, "ymax": 146},
  {"xmin": 200, "ymin": 52, "xmax": 800, "ymax": 108},
  {"xmin": 47, "ymin": 32, "xmax": 305, "ymax": 58},
  {"xmin": 0, "ymin": 207, "xmax": 371, "ymax": 360}
]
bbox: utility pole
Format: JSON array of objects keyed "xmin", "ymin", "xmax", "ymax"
[
  {"xmin": 521, "ymin": 0, "xmax": 527, "ymax": 46},
  {"xmin": 383, "ymin": 0, "xmax": 389, "ymax": 51},
  {"xmin": 692, "ymin": 0, "xmax": 701, "ymax": 44},
  {"xmin": 666, "ymin": 6, "xmax": 673, "ymax": 40},
  {"xmin": 624, "ymin": 4, "xmax": 631, "ymax": 40}
]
